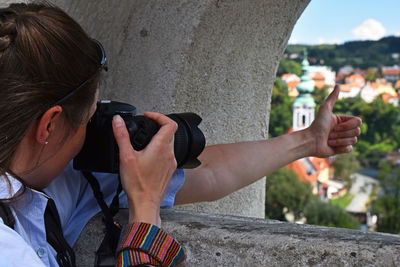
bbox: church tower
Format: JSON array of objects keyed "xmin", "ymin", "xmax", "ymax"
[{"xmin": 292, "ymin": 51, "xmax": 316, "ymax": 131}]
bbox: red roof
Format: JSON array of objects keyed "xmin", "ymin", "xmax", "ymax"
[
  {"xmin": 313, "ymin": 72, "xmax": 325, "ymax": 80},
  {"xmin": 286, "ymin": 160, "xmax": 318, "ymax": 184},
  {"xmin": 345, "ymin": 74, "xmax": 365, "ymax": 85},
  {"xmin": 286, "ymin": 156, "xmax": 332, "ymax": 185},
  {"xmin": 395, "ymin": 80, "xmax": 400, "ymax": 89},
  {"xmin": 381, "ymin": 93, "xmax": 398, "ymax": 104},
  {"xmin": 382, "ymin": 69, "xmax": 400, "ymax": 76}
]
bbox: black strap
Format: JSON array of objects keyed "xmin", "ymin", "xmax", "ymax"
[
  {"xmin": 1, "ymin": 199, "xmax": 75, "ymax": 267},
  {"xmin": 82, "ymin": 171, "xmax": 122, "ymax": 267},
  {"xmin": 44, "ymin": 198, "xmax": 76, "ymax": 267},
  {"xmin": 0, "ymin": 202, "xmax": 14, "ymax": 229}
]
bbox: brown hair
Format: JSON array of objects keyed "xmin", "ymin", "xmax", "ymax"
[{"xmin": 0, "ymin": 2, "xmax": 102, "ymax": 199}]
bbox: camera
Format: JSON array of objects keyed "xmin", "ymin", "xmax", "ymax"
[{"xmin": 73, "ymin": 100, "xmax": 206, "ymax": 173}]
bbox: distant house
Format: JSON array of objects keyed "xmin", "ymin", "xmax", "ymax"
[
  {"xmin": 286, "ymin": 157, "xmax": 318, "ymax": 194},
  {"xmin": 382, "ymin": 65, "xmax": 400, "ymax": 82},
  {"xmin": 360, "ymin": 79, "xmax": 397, "ymax": 105},
  {"xmin": 395, "ymin": 80, "xmax": 400, "ymax": 90},
  {"xmin": 312, "ymin": 72, "xmax": 326, "ymax": 89},
  {"xmin": 381, "ymin": 93, "xmax": 399, "ymax": 106},
  {"xmin": 286, "ymin": 156, "xmax": 336, "ymax": 198},
  {"xmin": 345, "ymin": 74, "xmax": 366, "ymax": 88},
  {"xmin": 386, "ymin": 151, "xmax": 400, "ymax": 166},
  {"xmin": 281, "ymin": 73, "xmax": 301, "ymax": 97},
  {"xmin": 360, "ymin": 82, "xmax": 380, "ymax": 103},
  {"xmin": 326, "ymin": 178, "xmax": 347, "ymax": 199},
  {"xmin": 307, "ymin": 65, "xmax": 336, "ymax": 88},
  {"xmin": 338, "ymin": 83, "xmax": 361, "ymax": 99}
]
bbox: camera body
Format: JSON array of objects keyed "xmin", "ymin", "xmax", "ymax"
[{"xmin": 73, "ymin": 100, "xmax": 205, "ymax": 173}]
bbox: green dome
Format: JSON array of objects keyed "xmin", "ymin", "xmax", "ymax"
[
  {"xmin": 296, "ymin": 78, "xmax": 315, "ymax": 93},
  {"xmin": 293, "ymin": 94, "xmax": 316, "ymax": 108}
]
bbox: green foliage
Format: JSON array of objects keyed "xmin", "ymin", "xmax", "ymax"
[
  {"xmin": 331, "ymin": 152, "xmax": 361, "ymax": 183},
  {"xmin": 265, "ymin": 168, "xmax": 314, "ymax": 221},
  {"xmin": 312, "ymin": 85, "xmax": 329, "ymax": 108},
  {"xmin": 286, "ymin": 36, "xmax": 400, "ymax": 71},
  {"xmin": 365, "ymin": 68, "xmax": 378, "ymax": 81},
  {"xmin": 277, "ymin": 59, "xmax": 302, "ymax": 76},
  {"xmin": 269, "ymin": 78, "xmax": 293, "ymax": 137},
  {"xmin": 304, "ymin": 201, "xmax": 360, "ymax": 229},
  {"xmin": 373, "ymin": 162, "xmax": 400, "ymax": 234},
  {"xmin": 330, "ymin": 193, "xmax": 354, "ymax": 209},
  {"xmin": 372, "ymin": 162, "xmax": 400, "ymax": 234}
]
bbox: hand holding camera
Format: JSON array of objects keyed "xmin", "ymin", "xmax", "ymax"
[{"xmin": 112, "ymin": 113, "xmax": 177, "ymax": 226}]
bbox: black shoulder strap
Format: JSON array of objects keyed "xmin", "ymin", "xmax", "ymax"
[
  {"xmin": 82, "ymin": 171, "xmax": 122, "ymax": 267},
  {"xmin": 0, "ymin": 202, "xmax": 14, "ymax": 229},
  {"xmin": 44, "ymin": 198, "xmax": 76, "ymax": 267},
  {"xmin": 0, "ymin": 198, "xmax": 75, "ymax": 267}
]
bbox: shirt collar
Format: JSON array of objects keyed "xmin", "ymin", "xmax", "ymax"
[{"xmin": 0, "ymin": 173, "xmax": 24, "ymax": 199}]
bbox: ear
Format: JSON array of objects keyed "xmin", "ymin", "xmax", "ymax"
[{"xmin": 36, "ymin": 105, "xmax": 63, "ymax": 145}]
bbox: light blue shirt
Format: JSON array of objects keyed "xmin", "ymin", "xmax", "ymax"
[{"xmin": 0, "ymin": 162, "xmax": 185, "ymax": 266}]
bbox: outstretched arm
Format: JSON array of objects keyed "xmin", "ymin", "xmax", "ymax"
[{"xmin": 175, "ymin": 85, "xmax": 362, "ymax": 205}]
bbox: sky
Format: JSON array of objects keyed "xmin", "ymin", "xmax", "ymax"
[{"xmin": 289, "ymin": 0, "xmax": 400, "ymax": 45}]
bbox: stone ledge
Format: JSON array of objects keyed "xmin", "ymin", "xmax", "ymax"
[{"xmin": 74, "ymin": 208, "xmax": 400, "ymax": 266}]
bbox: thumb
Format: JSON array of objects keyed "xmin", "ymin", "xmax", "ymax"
[
  {"xmin": 324, "ymin": 84, "xmax": 340, "ymax": 110},
  {"xmin": 112, "ymin": 115, "xmax": 135, "ymax": 158}
]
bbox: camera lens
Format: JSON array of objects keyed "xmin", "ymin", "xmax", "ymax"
[{"xmin": 73, "ymin": 101, "xmax": 206, "ymax": 173}]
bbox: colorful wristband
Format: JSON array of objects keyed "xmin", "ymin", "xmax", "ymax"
[{"xmin": 116, "ymin": 222, "xmax": 185, "ymax": 267}]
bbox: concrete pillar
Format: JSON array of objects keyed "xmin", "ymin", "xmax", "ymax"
[{"xmin": 47, "ymin": 0, "xmax": 310, "ymax": 218}]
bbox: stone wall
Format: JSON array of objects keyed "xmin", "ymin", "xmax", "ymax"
[
  {"xmin": 75, "ymin": 209, "xmax": 400, "ymax": 266},
  {"xmin": 47, "ymin": 0, "xmax": 310, "ymax": 218}
]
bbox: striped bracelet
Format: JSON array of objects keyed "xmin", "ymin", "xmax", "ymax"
[{"xmin": 116, "ymin": 222, "xmax": 185, "ymax": 267}]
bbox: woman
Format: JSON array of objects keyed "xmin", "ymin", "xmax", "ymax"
[{"xmin": 0, "ymin": 2, "xmax": 361, "ymax": 267}]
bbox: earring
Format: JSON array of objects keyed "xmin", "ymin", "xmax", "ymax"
[{"xmin": 45, "ymin": 141, "xmax": 49, "ymax": 145}]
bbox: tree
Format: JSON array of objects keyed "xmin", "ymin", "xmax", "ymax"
[
  {"xmin": 268, "ymin": 78, "xmax": 293, "ymax": 137},
  {"xmin": 365, "ymin": 68, "xmax": 377, "ymax": 81},
  {"xmin": 372, "ymin": 162, "xmax": 400, "ymax": 234},
  {"xmin": 265, "ymin": 168, "xmax": 314, "ymax": 221},
  {"xmin": 277, "ymin": 59, "xmax": 302, "ymax": 76},
  {"xmin": 331, "ymin": 152, "xmax": 361, "ymax": 184},
  {"xmin": 312, "ymin": 85, "xmax": 329, "ymax": 108},
  {"xmin": 304, "ymin": 201, "xmax": 360, "ymax": 229}
]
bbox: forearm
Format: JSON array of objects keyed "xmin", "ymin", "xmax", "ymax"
[{"xmin": 176, "ymin": 129, "xmax": 315, "ymax": 204}]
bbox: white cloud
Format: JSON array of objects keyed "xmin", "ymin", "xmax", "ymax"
[
  {"xmin": 394, "ymin": 31, "xmax": 400, "ymax": 37},
  {"xmin": 352, "ymin": 19, "xmax": 386, "ymax": 40}
]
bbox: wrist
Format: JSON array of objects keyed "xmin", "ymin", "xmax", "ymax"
[
  {"xmin": 289, "ymin": 128, "xmax": 316, "ymax": 158},
  {"xmin": 128, "ymin": 199, "xmax": 161, "ymax": 227}
]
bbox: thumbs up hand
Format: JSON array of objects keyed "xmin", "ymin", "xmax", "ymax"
[{"xmin": 308, "ymin": 85, "xmax": 362, "ymax": 158}]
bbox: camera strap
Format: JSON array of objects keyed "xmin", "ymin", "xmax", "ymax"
[
  {"xmin": 0, "ymin": 202, "xmax": 14, "ymax": 229},
  {"xmin": 81, "ymin": 171, "xmax": 122, "ymax": 267},
  {"xmin": 0, "ymin": 199, "xmax": 76, "ymax": 267}
]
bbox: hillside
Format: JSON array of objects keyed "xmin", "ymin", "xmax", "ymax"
[{"xmin": 285, "ymin": 36, "xmax": 400, "ymax": 71}]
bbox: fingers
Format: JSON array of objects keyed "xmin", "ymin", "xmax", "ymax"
[
  {"xmin": 334, "ymin": 116, "xmax": 362, "ymax": 131},
  {"xmin": 333, "ymin": 145, "xmax": 353, "ymax": 154},
  {"xmin": 328, "ymin": 136, "xmax": 357, "ymax": 147},
  {"xmin": 144, "ymin": 112, "xmax": 178, "ymax": 143},
  {"xmin": 329, "ymin": 127, "xmax": 361, "ymax": 139},
  {"xmin": 112, "ymin": 115, "xmax": 135, "ymax": 158}
]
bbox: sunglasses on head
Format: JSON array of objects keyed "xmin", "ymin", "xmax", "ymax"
[{"xmin": 53, "ymin": 39, "xmax": 108, "ymax": 106}]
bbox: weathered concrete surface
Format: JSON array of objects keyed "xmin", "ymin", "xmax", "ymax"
[
  {"xmin": 46, "ymin": 0, "xmax": 310, "ymax": 218},
  {"xmin": 74, "ymin": 209, "xmax": 400, "ymax": 266}
]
